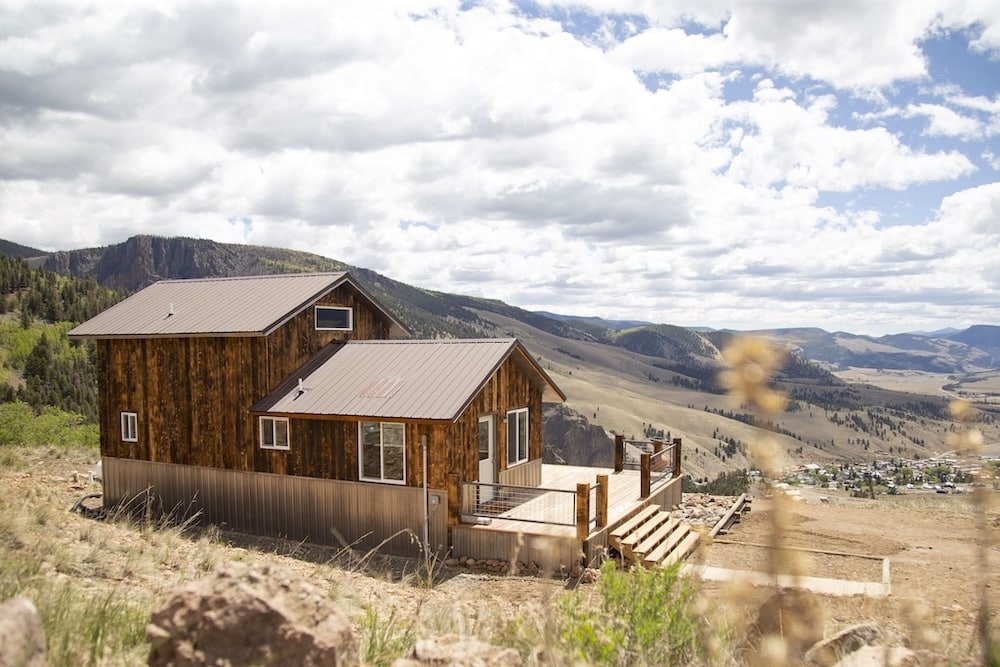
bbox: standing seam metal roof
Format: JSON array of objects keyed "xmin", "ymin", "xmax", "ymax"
[
  {"xmin": 67, "ymin": 272, "xmax": 409, "ymax": 338},
  {"xmin": 253, "ymin": 338, "xmax": 564, "ymax": 421}
]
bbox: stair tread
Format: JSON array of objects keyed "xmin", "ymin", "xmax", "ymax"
[
  {"xmin": 632, "ymin": 517, "xmax": 681, "ymax": 559},
  {"xmin": 608, "ymin": 505, "xmax": 660, "ymax": 540},
  {"xmin": 662, "ymin": 530, "xmax": 701, "ymax": 566},
  {"xmin": 620, "ymin": 511, "xmax": 672, "ymax": 559},
  {"xmin": 641, "ymin": 522, "xmax": 690, "ymax": 565}
]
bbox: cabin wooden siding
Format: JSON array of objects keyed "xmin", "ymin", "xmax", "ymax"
[
  {"xmin": 95, "ymin": 283, "xmax": 395, "ymax": 470},
  {"xmin": 438, "ymin": 353, "xmax": 544, "ymax": 488},
  {"xmin": 252, "ymin": 352, "xmax": 546, "ymax": 493},
  {"xmin": 263, "ymin": 285, "xmax": 393, "ymax": 384},
  {"xmin": 253, "ymin": 417, "xmax": 447, "ymax": 487}
]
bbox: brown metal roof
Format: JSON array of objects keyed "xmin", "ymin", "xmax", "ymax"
[
  {"xmin": 67, "ymin": 272, "xmax": 409, "ymax": 338},
  {"xmin": 253, "ymin": 338, "xmax": 565, "ymax": 421}
]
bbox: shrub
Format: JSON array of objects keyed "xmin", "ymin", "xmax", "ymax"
[
  {"xmin": 557, "ymin": 560, "xmax": 705, "ymax": 666},
  {"xmin": 0, "ymin": 402, "xmax": 98, "ymax": 448}
]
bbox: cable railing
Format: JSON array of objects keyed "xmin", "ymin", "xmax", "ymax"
[
  {"xmin": 461, "ymin": 482, "xmax": 578, "ymax": 526},
  {"xmin": 461, "ymin": 477, "xmax": 610, "ymax": 539}
]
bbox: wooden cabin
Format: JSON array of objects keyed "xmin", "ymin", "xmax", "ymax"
[{"xmin": 68, "ymin": 272, "xmax": 565, "ymax": 556}]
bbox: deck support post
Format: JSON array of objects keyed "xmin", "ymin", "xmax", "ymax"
[
  {"xmin": 614, "ymin": 435, "xmax": 624, "ymax": 472},
  {"xmin": 595, "ymin": 474, "xmax": 608, "ymax": 528},
  {"xmin": 672, "ymin": 438, "xmax": 682, "ymax": 478},
  {"xmin": 640, "ymin": 453, "xmax": 651, "ymax": 499},
  {"xmin": 576, "ymin": 483, "xmax": 590, "ymax": 540}
]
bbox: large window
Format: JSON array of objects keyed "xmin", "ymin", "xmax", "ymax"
[
  {"xmin": 506, "ymin": 408, "xmax": 529, "ymax": 466},
  {"xmin": 359, "ymin": 422, "xmax": 405, "ymax": 483},
  {"xmin": 315, "ymin": 306, "xmax": 353, "ymax": 331},
  {"xmin": 259, "ymin": 416, "xmax": 290, "ymax": 450},
  {"xmin": 121, "ymin": 412, "xmax": 138, "ymax": 442}
]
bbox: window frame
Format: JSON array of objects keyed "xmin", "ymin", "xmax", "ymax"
[
  {"xmin": 121, "ymin": 411, "xmax": 138, "ymax": 442},
  {"xmin": 358, "ymin": 421, "xmax": 406, "ymax": 484},
  {"xmin": 314, "ymin": 305, "xmax": 354, "ymax": 331},
  {"xmin": 506, "ymin": 407, "xmax": 529, "ymax": 466},
  {"xmin": 259, "ymin": 416, "xmax": 290, "ymax": 451}
]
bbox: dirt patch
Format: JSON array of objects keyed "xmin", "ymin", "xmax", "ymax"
[{"xmin": 693, "ymin": 491, "xmax": 1000, "ymax": 654}]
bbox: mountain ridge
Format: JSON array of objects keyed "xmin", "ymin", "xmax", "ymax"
[
  {"xmin": 7, "ymin": 234, "xmax": 998, "ymax": 373},
  {"xmin": 5, "ymin": 234, "xmax": 1000, "ymax": 479}
]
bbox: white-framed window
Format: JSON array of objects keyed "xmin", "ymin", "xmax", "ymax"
[
  {"xmin": 506, "ymin": 408, "xmax": 529, "ymax": 466},
  {"xmin": 315, "ymin": 306, "xmax": 353, "ymax": 331},
  {"xmin": 359, "ymin": 421, "xmax": 405, "ymax": 484},
  {"xmin": 259, "ymin": 416, "xmax": 290, "ymax": 450},
  {"xmin": 121, "ymin": 411, "xmax": 138, "ymax": 442}
]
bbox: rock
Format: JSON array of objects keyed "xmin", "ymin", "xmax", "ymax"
[
  {"xmin": 393, "ymin": 634, "xmax": 522, "ymax": 666},
  {"xmin": 805, "ymin": 622, "xmax": 882, "ymax": 666},
  {"xmin": 753, "ymin": 588, "xmax": 825, "ymax": 659},
  {"xmin": 0, "ymin": 597, "xmax": 47, "ymax": 667},
  {"xmin": 147, "ymin": 561, "xmax": 357, "ymax": 666},
  {"xmin": 834, "ymin": 645, "xmax": 919, "ymax": 667}
]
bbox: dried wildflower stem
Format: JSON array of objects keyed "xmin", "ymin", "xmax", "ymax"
[
  {"xmin": 721, "ymin": 337, "xmax": 813, "ymax": 665},
  {"xmin": 948, "ymin": 399, "xmax": 995, "ymax": 662}
]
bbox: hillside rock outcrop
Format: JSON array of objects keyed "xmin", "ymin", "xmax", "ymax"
[{"xmin": 543, "ymin": 404, "xmax": 614, "ymax": 467}]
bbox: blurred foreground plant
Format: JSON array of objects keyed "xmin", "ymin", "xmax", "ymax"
[
  {"xmin": 949, "ymin": 398, "xmax": 997, "ymax": 666},
  {"xmin": 720, "ymin": 337, "xmax": 821, "ymax": 665}
]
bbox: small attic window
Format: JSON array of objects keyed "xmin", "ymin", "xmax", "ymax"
[{"xmin": 315, "ymin": 306, "xmax": 353, "ymax": 331}]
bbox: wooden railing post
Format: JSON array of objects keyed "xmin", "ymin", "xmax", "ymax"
[
  {"xmin": 640, "ymin": 453, "xmax": 651, "ymax": 498},
  {"xmin": 596, "ymin": 475, "xmax": 608, "ymax": 528},
  {"xmin": 652, "ymin": 439, "xmax": 664, "ymax": 472},
  {"xmin": 614, "ymin": 434, "xmax": 624, "ymax": 472},
  {"xmin": 576, "ymin": 483, "xmax": 590, "ymax": 539},
  {"xmin": 672, "ymin": 437, "xmax": 682, "ymax": 478}
]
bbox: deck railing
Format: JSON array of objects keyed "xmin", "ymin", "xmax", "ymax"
[
  {"xmin": 615, "ymin": 436, "xmax": 681, "ymax": 497},
  {"xmin": 457, "ymin": 437, "xmax": 684, "ymax": 538},
  {"xmin": 461, "ymin": 478, "xmax": 607, "ymax": 538}
]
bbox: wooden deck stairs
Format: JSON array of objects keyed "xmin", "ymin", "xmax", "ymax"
[{"xmin": 607, "ymin": 505, "xmax": 700, "ymax": 568}]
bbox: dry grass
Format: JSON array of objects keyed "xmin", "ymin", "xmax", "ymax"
[
  {"xmin": 0, "ymin": 445, "xmax": 579, "ymax": 665},
  {"xmin": 3, "ymin": 345, "xmax": 999, "ymax": 666}
]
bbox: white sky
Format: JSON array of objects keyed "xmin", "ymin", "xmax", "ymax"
[{"xmin": 1, "ymin": 0, "xmax": 999, "ymax": 335}]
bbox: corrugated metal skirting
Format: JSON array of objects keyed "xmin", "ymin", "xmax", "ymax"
[{"xmin": 103, "ymin": 457, "xmax": 448, "ymax": 557}]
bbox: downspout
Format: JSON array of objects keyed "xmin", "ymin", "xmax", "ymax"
[{"xmin": 422, "ymin": 433, "xmax": 429, "ymax": 557}]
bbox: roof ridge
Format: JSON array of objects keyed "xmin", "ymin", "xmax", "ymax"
[{"xmin": 157, "ymin": 271, "xmax": 347, "ymax": 285}]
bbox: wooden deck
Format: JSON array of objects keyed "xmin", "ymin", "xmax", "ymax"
[
  {"xmin": 451, "ymin": 463, "xmax": 682, "ymax": 567},
  {"xmin": 464, "ymin": 464, "xmax": 676, "ymax": 538}
]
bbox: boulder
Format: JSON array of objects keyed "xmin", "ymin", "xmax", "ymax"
[
  {"xmin": 393, "ymin": 634, "xmax": 522, "ymax": 667},
  {"xmin": 0, "ymin": 597, "xmax": 47, "ymax": 667},
  {"xmin": 147, "ymin": 561, "xmax": 357, "ymax": 666}
]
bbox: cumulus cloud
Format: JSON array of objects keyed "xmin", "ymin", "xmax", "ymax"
[{"xmin": 0, "ymin": 0, "xmax": 998, "ymax": 334}]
